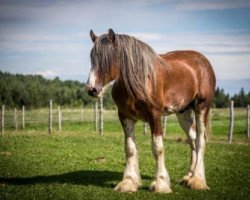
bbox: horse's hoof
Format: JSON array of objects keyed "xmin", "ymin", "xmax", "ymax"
[
  {"xmin": 180, "ymin": 175, "xmax": 191, "ymax": 185},
  {"xmin": 187, "ymin": 176, "xmax": 209, "ymax": 190},
  {"xmin": 113, "ymin": 178, "xmax": 139, "ymax": 192},
  {"xmin": 149, "ymin": 179, "xmax": 172, "ymax": 193}
]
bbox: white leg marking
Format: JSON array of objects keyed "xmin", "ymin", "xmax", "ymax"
[
  {"xmin": 176, "ymin": 110, "xmax": 197, "ymax": 180},
  {"xmin": 114, "ymin": 119, "xmax": 140, "ymax": 192},
  {"xmin": 123, "ymin": 137, "xmax": 140, "ymax": 183},
  {"xmin": 187, "ymin": 110, "xmax": 208, "ymax": 190},
  {"xmin": 188, "ymin": 127, "xmax": 197, "ymax": 176},
  {"xmin": 194, "ymin": 112, "xmax": 206, "ymax": 180},
  {"xmin": 114, "ymin": 136, "xmax": 140, "ymax": 192},
  {"xmin": 149, "ymin": 135, "xmax": 172, "ymax": 193}
]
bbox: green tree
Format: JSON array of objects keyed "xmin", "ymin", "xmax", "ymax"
[
  {"xmin": 233, "ymin": 88, "xmax": 250, "ymax": 107},
  {"xmin": 213, "ymin": 87, "xmax": 230, "ymax": 108}
]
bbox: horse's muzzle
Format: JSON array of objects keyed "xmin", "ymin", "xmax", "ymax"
[{"xmin": 87, "ymin": 88, "xmax": 98, "ymax": 97}]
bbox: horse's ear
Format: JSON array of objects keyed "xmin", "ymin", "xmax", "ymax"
[
  {"xmin": 108, "ymin": 28, "xmax": 116, "ymax": 43},
  {"xmin": 90, "ymin": 30, "xmax": 97, "ymax": 43}
]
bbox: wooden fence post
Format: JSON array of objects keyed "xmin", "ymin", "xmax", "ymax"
[
  {"xmin": 1, "ymin": 105, "xmax": 4, "ymax": 134},
  {"xmin": 94, "ymin": 101, "xmax": 98, "ymax": 132},
  {"xmin": 163, "ymin": 116, "xmax": 167, "ymax": 138},
  {"xmin": 14, "ymin": 107, "xmax": 18, "ymax": 131},
  {"xmin": 228, "ymin": 100, "xmax": 234, "ymax": 143},
  {"xmin": 22, "ymin": 105, "xmax": 25, "ymax": 130},
  {"xmin": 81, "ymin": 106, "xmax": 84, "ymax": 122},
  {"xmin": 247, "ymin": 104, "xmax": 250, "ymax": 139},
  {"xmin": 58, "ymin": 105, "xmax": 62, "ymax": 131},
  {"xmin": 99, "ymin": 97, "xmax": 103, "ymax": 135},
  {"xmin": 143, "ymin": 123, "xmax": 147, "ymax": 135},
  {"xmin": 49, "ymin": 100, "xmax": 53, "ymax": 134}
]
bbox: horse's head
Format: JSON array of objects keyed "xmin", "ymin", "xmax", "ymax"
[{"xmin": 86, "ymin": 29, "xmax": 119, "ymax": 98}]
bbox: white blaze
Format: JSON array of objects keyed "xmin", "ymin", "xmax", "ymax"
[{"xmin": 88, "ymin": 70, "xmax": 96, "ymax": 88}]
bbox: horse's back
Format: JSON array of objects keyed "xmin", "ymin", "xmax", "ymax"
[
  {"xmin": 160, "ymin": 50, "xmax": 216, "ymax": 106},
  {"xmin": 160, "ymin": 50, "xmax": 213, "ymax": 74}
]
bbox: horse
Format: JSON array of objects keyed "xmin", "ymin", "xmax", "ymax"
[{"xmin": 86, "ymin": 29, "xmax": 216, "ymax": 193}]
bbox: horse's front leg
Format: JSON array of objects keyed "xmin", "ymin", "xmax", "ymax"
[
  {"xmin": 149, "ymin": 116, "xmax": 172, "ymax": 193},
  {"xmin": 114, "ymin": 113, "xmax": 141, "ymax": 192}
]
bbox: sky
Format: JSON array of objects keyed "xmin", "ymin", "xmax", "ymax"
[{"xmin": 0, "ymin": 0, "xmax": 250, "ymax": 95}]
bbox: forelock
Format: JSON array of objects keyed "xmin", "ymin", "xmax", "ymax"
[{"xmin": 90, "ymin": 34, "xmax": 116, "ymax": 71}]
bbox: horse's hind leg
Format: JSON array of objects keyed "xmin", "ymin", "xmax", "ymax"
[
  {"xmin": 113, "ymin": 112, "xmax": 141, "ymax": 192},
  {"xmin": 176, "ymin": 109, "xmax": 197, "ymax": 185},
  {"xmin": 186, "ymin": 108, "xmax": 209, "ymax": 190}
]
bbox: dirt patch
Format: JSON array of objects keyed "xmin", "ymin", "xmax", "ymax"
[
  {"xmin": 0, "ymin": 152, "xmax": 12, "ymax": 156},
  {"xmin": 94, "ymin": 156, "xmax": 107, "ymax": 163}
]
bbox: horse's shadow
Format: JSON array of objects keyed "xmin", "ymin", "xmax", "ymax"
[{"xmin": 0, "ymin": 170, "xmax": 151, "ymax": 188}]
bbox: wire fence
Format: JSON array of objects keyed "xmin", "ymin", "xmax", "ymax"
[
  {"xmin": 0, "ymin": 100, "xmax": 249, "ymax": 143},
  {"xmin": 0, "ymin": 98, "xmax": 124, "ymax": 134}
]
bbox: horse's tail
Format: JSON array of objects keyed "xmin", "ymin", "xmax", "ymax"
[{"xmin": 205, "ymin": 110, "xmax": 211, "ymax": 142}]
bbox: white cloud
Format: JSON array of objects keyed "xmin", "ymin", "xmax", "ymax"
[
  {"xmin": 0, "ymin": 32, "xmax": 88, "ymax": 53},
  {"xmin": 176, "ymin": 0, "xmax": 250, "ymax": 11},
  {"xmin": 209, "ymin": 54, "xmax": 250, "ymax": 80},
  {"xmin": 130, "ymin": 32, "xmax": 250, "ymax": 54},
  {"xmin": 128, "ymin": 31, "xmax": 250, "ymax": 80},
  {"xmin": 0, "ymin": 0, "xmax": 249, "ymax": 83},
  {"xmin": 1, "ymin": 30, "xmax": 250, "ymax": 81},
  {"xmin": 128, "ymin": 32, "xmax": 163, "ymax": 41},
  {"xmin": 36, "ymin": 70, "xmax": 57, "ymax": 78}
]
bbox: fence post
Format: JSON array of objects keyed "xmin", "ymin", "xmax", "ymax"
[
  {"xmin": 247, "ymin": 104, "xmax": 250, "ymax": 139},
  {"xmin": 228, "ymin": 100, "xmax": 234, "ymax": 143},
  {"xmin": 94, "ymin": 101, "xmax": 98, "ymax": 132},
  {"xmin": 99, "ymin": 97, "xmax": 103, "ymax": 135},
  {"xmin": 58, "ymin": 105, "xmax": 61, "ymax": 131},
  {"xmin": 14, "ymin": 107, "xmax": 18, "ymax": 131},
  {"xmin": 143, "ymin": 122, "xmax": 147, "ymax": 135},
  {"xmin": 81, "ymin": 106, "xmax": 84, "ymax": 122},
  {"xmin": 49, "ymin": 100, "xmax": 53, "ymax": 134},
  {"xmin": 22, "ymin": 105, "xmax": 25, "ymax": 130},
  {"xmin": 1, "ymin": 105, "xmax": 4, "ymax": 134},
  {"xmin": 163, "ymin": 116, "xmax": 167, "ymax": 138}
]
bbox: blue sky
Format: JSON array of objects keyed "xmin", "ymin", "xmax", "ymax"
[{"xmin": 0, "ymin": 0, "xmax": 250, "ymax": 94}]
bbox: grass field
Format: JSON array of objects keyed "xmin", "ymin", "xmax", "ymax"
[
  {"xmin": 0, "ymin": 131, "xmax": 249, "ymax": 200},
  {"xmin": 0, "ymin": 108, "xmax": 249, "ymax": 199}
]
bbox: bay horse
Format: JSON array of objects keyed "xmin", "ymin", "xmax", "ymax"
[{"xmin": 86, "ymin": 29, "xmax": 216, "ymax": 193}]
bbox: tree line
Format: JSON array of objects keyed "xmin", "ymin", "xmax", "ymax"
[
  {"xmin": 213, "ymin": 87, "xmax": 250, "ymax": 108},
  {"xmin": 0, "ymin": 71, "xmax": 114, "ymax": 109},
  {"xmin": 0, "ymin": 71, "xmax": 249, "ymax": 109}
]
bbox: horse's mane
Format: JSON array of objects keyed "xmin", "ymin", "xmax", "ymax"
[{"xmin": 91, "ymin": 33, "xmax": 166, "ymax": 102}]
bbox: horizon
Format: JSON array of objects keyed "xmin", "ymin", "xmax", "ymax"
[
  {"xmin": 0, "ymin": 0, "xmax": 250, "ymax": 95},
  {"xmin": 0, "ymin": 70, "xmax": 249, "ymax": 96}
]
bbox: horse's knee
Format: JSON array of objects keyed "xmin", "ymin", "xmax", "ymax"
[
  {"xmin": 152, "ymin": 135, "xmax": 164, "ymax": 157},
  {"xmin": 189, "ymin": 125, "xmax": 196, "ymax": 141},
  {"xmin": 125, "ymin": 137, "xmax": 136, "ymax": 157}
]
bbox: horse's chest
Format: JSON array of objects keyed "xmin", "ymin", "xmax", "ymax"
[
  {"xmin": 112, "ymin": 85, "xmax": 149, "ymax": 120},
  {"xmin": 126, "ymin": 102, "xmax": 148, "ymax": 120},
  {"xmin": 116, "ymin": 99, "xmax": 149, "ymax": 121}
]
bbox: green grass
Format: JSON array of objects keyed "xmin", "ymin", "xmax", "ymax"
[{"xmin": 0, "ymin": 130, "xmax": 249, "ymax": 200}]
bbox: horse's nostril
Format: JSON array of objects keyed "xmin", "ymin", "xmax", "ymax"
[
  {"xmin": 92, "ymin": 88, "xmax": 97, "ymax": 96},
  {"xmin": 88, "ymin": 88, "xmax": 97, "ymax": 97}
]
